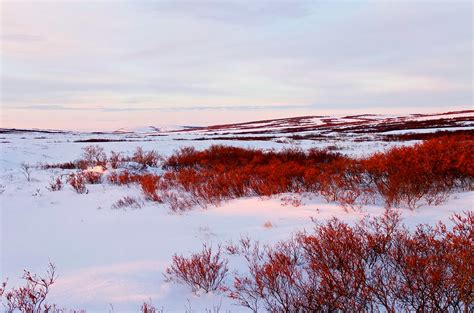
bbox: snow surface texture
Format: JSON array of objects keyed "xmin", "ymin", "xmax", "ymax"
[{"xmin": 1, "ymin": 111, "xmax": 473, "ymax": 312}]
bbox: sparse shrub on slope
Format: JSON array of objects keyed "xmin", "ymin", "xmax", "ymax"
[
  {"xmin": 165, "ymin": 243, "xmax": 229, "ymax": 294},
  {"xmin": 82, "ymin": 170, "xmax": 103, "ymax": 184},
  {"xmin": 140, "ymin": 301, "xmax": 159, "ymax": 313},
  {"xmin": 81, "ymin": 145, "xmax": 107, "ymax": 168},
  {"xmin": 46, "ymin": 176, "xmax": 63, "ymax": 191},
  {"xmin": 67, "ymin": 173, "xmax": 88, "ymax": 194},
  {"xmin": 41, "ymin": 161, "xmax": 78, "ymax": 170},
  {"xmin": 109, "ymin": 151, "xmax": 123, "ymax": 169},
  {"xmin": 108, "ymin": 170, "xmax": 142, "ymax": 185},
  {"xmin": 20, "ymin": 162, "xmax": 33, "ymax": 182},
  {"xmin": 1, "ymin": 262, "xmax": 56, "ymax": 313},
  {"xmin": 111, "ymin": 196, "xmax": 142, "ymax": 210},
  {"xmin": 132, "ymin": 147, "xmax": 161, "ymax": 170}
]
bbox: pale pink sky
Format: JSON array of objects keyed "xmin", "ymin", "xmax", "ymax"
[{"xmin": 1, "ymin": 1, "xmax": 472, "ymax": 130}]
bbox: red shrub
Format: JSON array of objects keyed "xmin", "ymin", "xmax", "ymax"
[
  {"xmin": 364, "ymin": 134, "xmax": 473, "ymax": 209},
  {"xmin": 67, "ymin": 173, "xmax": 88, "ymax": 194},
  {"xmin": 160, "ymin": 189, "xmax": 196, "ymax": 212},
  {"xmin": 165, "ymin": 243, "xmax": 229, "ymax": 294},
  {"xmin": 56, "ymin": 135, "xmax": 473, "ymax": 212},
  {"xmin": 47, "ymin": 176, "xmax": 63, "ymax": 191},
  {"xmin": 139, "ymin": 174, "xmax": 161, "ymax": 202},
  {"xmin": 81, "ymin": 145, "xmax": 107, "ymax": 168},
  {"xmin": 318, "ymin": 158, "xmax": 373, "ymax": 210},
  {"xmin": 111, "ymin": 196, "xmax": 142, "ymax": 210},
  {"xmin": 1, "ymin": 262, "xmax": 57, "ymax": 312},
  {"xmin": 107, "ymin": 172, "xmax": 120, "ymax": 185},
  {"xmin": 41, "ymin": 161, "xmax": 78, "ymax": 170},
  {"xmin": 132, "ymin": 147, "xmax": 161, "ymax": 169},
  {"xmin": 82, "ymin": 171, "xmax": 103, "ymax": 184},
  {"xmin": 159, "ymin": 135, "xmax": 472, "ymax": 210},
  {"xmin": 140, "ymin": 301, "xmax": 157, "ymax": 313},
  {"xmin": 442, "ymin": 212, "xmax": 474, "ymax": 309},
  {"xmin": 108, "ymin": 170, "xmax": 141, "ymax": 185},
  {"xmin": 109, "ymin": 151, "xmax": 123, "ymax": 169}
]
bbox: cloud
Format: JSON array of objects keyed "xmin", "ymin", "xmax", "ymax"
[
  {"xmin": 4, "ymin": 103, "xmax": 314, "ymax": 113},
  {"xmin": 137, "ymin": 1, "xmax": 313, "ymax": 24},
  {"xmin": 0, "ymin": 33, "xmax": 44, "ymax": 42}
]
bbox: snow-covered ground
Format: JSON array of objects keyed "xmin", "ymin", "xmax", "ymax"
[{"xmin": 1, "ymin": 112, "xmax": 473, "ymax": 311}]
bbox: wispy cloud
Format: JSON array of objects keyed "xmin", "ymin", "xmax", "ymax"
[
  {"xmin": 1, "ymin": 33, "xmax": 44, "ymax": 42},
  {"xmin": 5, "ymin": 103, "xmax": 314, "ymax": 112}
]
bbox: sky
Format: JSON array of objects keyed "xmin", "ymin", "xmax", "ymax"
[{"xmin": 0, "ymin": 0, "xmax": 472, "ymax": 130}]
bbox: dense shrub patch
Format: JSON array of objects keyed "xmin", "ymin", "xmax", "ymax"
[
  {"xmin": 364, "ymin": 134, "xmax": 473, "ymax": 208},
  {"xmin": 159, "ymin": 134, "xmax": 473, "ymax": 210},
  {"xmin": 42, "ymin": 135, "xmax": 473, "ymax": 211},
  {"xmin": 165, "ymin": 210, "xmax": 473, "ymax": 312}
]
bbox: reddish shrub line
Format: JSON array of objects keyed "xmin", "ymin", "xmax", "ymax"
[
  {"xmin": 380, "ymin": 129, "xmax": 473, "ymax": 141},
  {"xmin": 46, "ymin": 135, "xmax": 474, "ymax": 209},
  {"xmin": 41, "ymin": 146, "xmax": 161, "ymax": 170},
  {"xmin": 155, "ymin": 134, "xmax": 473, "ymax": 210}
]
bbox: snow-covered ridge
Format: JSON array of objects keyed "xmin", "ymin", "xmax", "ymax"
[
  {"xmin": 1, "ymin": 110, "xmax": 472, "ymax": 146},
  {"xmin": 161, "ymin": 110, "xmax": 474, "ymax": 142},
  {"xmin": 165, "ymin": 110, "xmax": 474, "ymax": 134},
  {"xmin": 2, "ymin": 110, "xmax": 472, "ymax": 137}
]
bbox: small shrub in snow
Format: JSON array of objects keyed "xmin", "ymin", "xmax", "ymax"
[
  {"xmin": 161, "ymin": 189, "xmax": 196, "ymax": 212},
  {"xmin": 68, "ymin": 173, "xmax": 88, "ymax": 194},
  {"xmin": 20, "ymin": 162, "xmax": 33, "ymax": 181},
  {"xmin": 81, "ymin": 145, "xmax": 107, "ymax": 168},
  {"xmin": 41, "ymin": 161, "xmax": 78, "ymax": 170},
  {"xmin": 1, "ymin": 262, "xmax": 56, "ymax": 312},
  {"xmin": 280, "ymin": 195, "xmax": 302, "ymax": 207},
  {"xmin": 140, "ymin": 301, "xmax": 160, "ymax": 313},
  {"xmin": 108, "ymin": 170, "xmax": 143, "ymax": 185},
  {"xmin": 111, "ymin": 196, "xmax": 142, "ymax": 210},
  {"xmin": 132, "ymin": 147, "xmax": 161, "ymax": 170},
  {"xmin": 262, "ymin": 221, "xmax": 273, "ymax": 229},
  {"xmin": 82, "ymin": 170, "xmax": 103, "ymax": 184},
  {"xmin": 47, "ymin": 176, "xmax": 63, "ymax": 191},
  {"xmin": 108, "ymin": 171, "xmax": 127, "ymax": 185},
  {"xmin": 165, "ymin": 243, "xmax": 229, "ymax": 294},
  {"xmin": 109, "ymin": 151, "xmax": 122, "ymax": 169}
]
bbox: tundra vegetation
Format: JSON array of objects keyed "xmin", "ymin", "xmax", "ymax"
[
  {"xmin": 40, "ymin": 134, "xmax": 472, "ymax": 211},
  {"xmin": 3, "ymin": 133, "xmax": 472, "ymax": 311}
]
